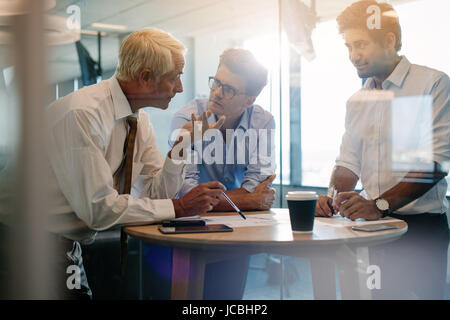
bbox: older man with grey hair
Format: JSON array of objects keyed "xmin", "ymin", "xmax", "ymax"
[{"xmin": 42, "ymin": 29, "xmax": 225, "ymax": 299}]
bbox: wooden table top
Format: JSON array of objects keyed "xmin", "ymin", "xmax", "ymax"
[{"xmin": 124, "ymin": 208, "xmax": 408, "ymax": 251}]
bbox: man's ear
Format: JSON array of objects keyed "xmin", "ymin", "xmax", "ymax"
[
  {"xmin": 245, "ymin": 95, "xmax": 256, "ymax": 107},
  {"xmin": 138, "ymin": 68, "xmax": 156, "ymax": 88},
  {"xmin": 384, "ymin": 32, "xmax": 396, "ymax": 51}
]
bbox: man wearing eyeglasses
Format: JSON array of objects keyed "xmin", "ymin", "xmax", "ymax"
[
  {"xmin": 166, "ymin": 48, "xmax": 276, "ymax": 299},
  {"xmin": 170, "ymin": 48, "xmax": 276, "ymax": 212}
]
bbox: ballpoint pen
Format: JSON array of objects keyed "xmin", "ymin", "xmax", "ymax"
[
  {"xmin": 328, "ymin": 185, "xmax": 337, "ymax": 215},
  {"xmin": 221, "ymin": 191, "xmax": 246, "ymax": 220}
]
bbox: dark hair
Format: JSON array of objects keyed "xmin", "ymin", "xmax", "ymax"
[
  {"xmin": 336, "ymin": 0, "xmax": 402, "ymax": 51},
  {"xmin": 218, "ymin": 48, "xmax": 268, "ymax": 97}
]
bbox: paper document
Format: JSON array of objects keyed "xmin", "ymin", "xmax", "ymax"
[
  {"xmin": 316, "ymin": 214, "xmax": 402, "ymax": 228},
  {"xmin": 204, "ymin": 213, "xmax": 288, "ymax": 228}
]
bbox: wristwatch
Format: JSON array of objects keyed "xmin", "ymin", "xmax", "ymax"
[{"xmin": 375, "ymin": 197, "xmax": 390, "ymax": 218}]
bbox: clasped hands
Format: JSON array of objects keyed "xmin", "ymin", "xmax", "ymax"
[
  {"xmin": 250, "ymin": 174, "xmax": 276, "ymax": 210},
  {"xmin": 315, "ymin": 191, "xmax": 383, "ymax": 221}
]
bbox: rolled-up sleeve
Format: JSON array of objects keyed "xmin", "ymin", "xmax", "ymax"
[
  {"xmin": 335, "ymin": 104, "xmax": 361, "ymax": 177},
  {"xmin": 133, "ymin": 120, "xmax": 186, "ymax": 200},
  {"xmin": 48, "ymin": 110, "xmax": 177, "ymax": 231}
]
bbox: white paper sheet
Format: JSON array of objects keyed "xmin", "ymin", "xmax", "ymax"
[
  {"xmin": 204, "ymin": 213, "xmax": 288, "ymax": 228},
  {"xmin": 316, "ymin": 214, "xmax": 403, "ymax": 228},
  {"xmin": 204, "ymin": 212, "xmax": 402, "ymax": 228}
]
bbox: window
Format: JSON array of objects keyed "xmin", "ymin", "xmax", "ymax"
[
  {"xmin": 244, "ymin": 33, "xmax": 292, "ymax": 186},
  {"xmin": 300, "ymin": 19, "xmax": 361, "ymax": 188}
]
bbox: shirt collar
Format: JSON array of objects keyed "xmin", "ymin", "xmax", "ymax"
[
  {"xmin": 235, "ymin": 107, "xmax": 251, "ymax": 131},
  {"xmin": 383, "ymin": 56, "xmax": 411, "ymax": 89},
  {"xmin": 108, "ymin": 76, "xmax": 134, "ymax": 120},
  {"xmin": 364, "ymin": 56, "xmax": 411, "ymax": 90},
  {"xmin": 210, "ymin": 106, "xmax": 252, "ymax": 131}
]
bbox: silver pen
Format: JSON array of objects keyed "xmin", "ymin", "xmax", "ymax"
[{"xmin": 221, "ymin": 191, "xmax": 246, "ymax": 220}]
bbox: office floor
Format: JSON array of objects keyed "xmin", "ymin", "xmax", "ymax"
[
  {"xmin": 243, "ymin": 254, "xmax": 316, "ymax": 300},
  {"xmin": 242, "ymin": 252, "xmax": 450, "ymax": 300}
]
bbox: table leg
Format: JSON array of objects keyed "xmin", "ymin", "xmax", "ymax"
[
  {"xmin": 171, "ymin": 248, "xmax": 206, "ymax": 300},
  {"xmin": 138, "ymin": 240, "xmax": 143, "ymax": 300},
  {"xmin": 280, "ymin": 255, "xmax": 284, "ymax": 300},
  {"xmin": 310, "ymin": 255, "xmax": 337, "ymax": 299},
  {"xmin": 335, "ymin": 245, "xmax": 372, "ymax": 299},
  {"xmin": 355, "ymin": 246, "xmax": 372, "ymax": 300}
]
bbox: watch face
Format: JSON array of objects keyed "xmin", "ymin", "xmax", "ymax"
[{"xmin": 376, "ymin": 199, "xmax": 389, "ymax": 211}]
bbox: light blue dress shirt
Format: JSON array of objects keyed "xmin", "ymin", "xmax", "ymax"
[{"xmin": 169, "ymin": 98, "xmax": 276, "ymax": 197}]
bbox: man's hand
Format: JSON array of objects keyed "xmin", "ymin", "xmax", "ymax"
[
  {"xmin": 170, "ymin": 111, "xmax": 225, "ymax": 159},
  {"xmin": 172, "ymin": 181, "xmax": 226, "ymax": 217},
  {"xmin": 250, "ymin": 174, "xmax": 276, "ymax": 210},
  {"xmin": 334, "ymin": 191, "xmax": 382, "ymax": 221},
  {"xmin": 315, "ymin": 195, "xmax": 334, "ymax": 217},
  {"xmin": 181, "ymin": 110, "xmax": 225, "ymax": 143}
]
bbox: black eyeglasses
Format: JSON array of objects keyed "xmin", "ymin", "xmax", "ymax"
[{"xmin": 208, "ymin": 76, "xmax": 245, "ymax": 99}]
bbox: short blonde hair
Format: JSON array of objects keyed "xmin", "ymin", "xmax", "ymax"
[{"xmin": 115, "ymin": 28, "xmax": 186, "ymax": 82}]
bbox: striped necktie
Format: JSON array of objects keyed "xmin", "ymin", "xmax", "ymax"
[
  {"xmin": 119, "ymin": 116, "xmax": 138, "ymax": 275},
  {"xmin": 122, "ymin": 117, "xmax": 138, "ymax": 194}
]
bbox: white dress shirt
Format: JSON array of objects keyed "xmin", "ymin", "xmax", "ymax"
[
  {"xmin": 336, "ymin": 56, "xmax": 449, "ymax": 214},
  {"xmin": 45, "ymin": 77, "xmax": 185, "ymax": 241}
]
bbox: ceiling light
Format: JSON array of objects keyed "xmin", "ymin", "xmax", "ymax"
[
  {"xmin": 80, "ymin": 29, "xmax": 107, "ymax": 36},
  {"xmin": 91, "ymin": 22, "xmax": 126, "ymax": 31}
]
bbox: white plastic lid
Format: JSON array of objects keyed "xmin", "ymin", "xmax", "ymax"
[{"xmin": 285, "ymin": 191, "xmax": 318, "ymax": 201}]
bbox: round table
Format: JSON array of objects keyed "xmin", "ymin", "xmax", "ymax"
[{"xmin": 125, "ymin": 208, "xmax": 408, "ymax": 299}]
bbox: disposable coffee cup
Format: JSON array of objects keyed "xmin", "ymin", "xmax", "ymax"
[{"xmin": 285, "ymin": 191, "xmax": 318, "ymax": 233}]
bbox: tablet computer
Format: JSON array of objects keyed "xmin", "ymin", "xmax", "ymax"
[
  {"xmin": 352, "ymin": 224, "xmax": 398, "ymax": 232},
  {"xmin": 161, "ymin": 219, "xmax": 206, "ymax": 227},
  {"xmin": 158, "ymin": 224, "xmax": 233, "ymax": 234}
]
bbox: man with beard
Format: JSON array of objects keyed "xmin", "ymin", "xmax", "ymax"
[{"xmin": 316, "ymin": 1, "xmax": 449, "ymax": 299}]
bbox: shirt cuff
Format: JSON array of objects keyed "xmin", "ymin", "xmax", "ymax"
[
  {"xmin": 241, "ymin": 180, "xmax": 259, "ymax": 193},
  {"xmin": 152, "ymin": 199, "xmax": 176, "ymax": 221}
]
